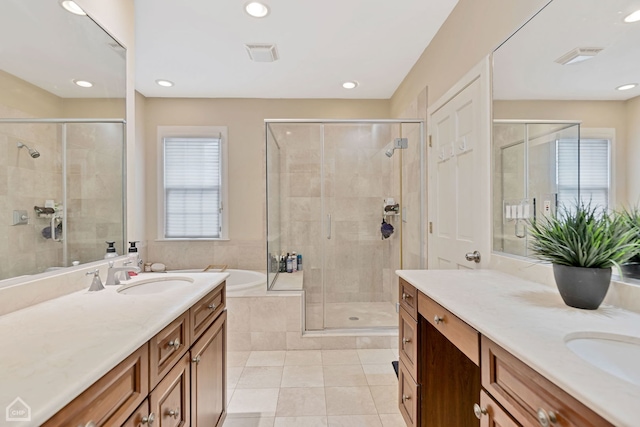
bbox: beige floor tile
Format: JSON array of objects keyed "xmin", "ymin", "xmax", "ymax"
[
  {"xmin": 362, "ymin": 364, "xmax": 398, "ymax": 386},
  {"xmin": 378, "ymin": 414, "xmax": 407, "ymax": 427},
  {"xmin": 237, "ymin": 366, "xmax": 284, "ymax": 389},
  {"xmin": 274, "ymin": 416, "xmax": 328, "ymax": 427},
  {"xmin": 323, "ymin": 365, "xmax": 367, "ymax": 387},
  {"xmin": 325, "ymin": 387, "xmax": 378, "ymax": 416},
  {"xmin": 246, "ymin": 351, "xmax": 287, "ymax": 367},
  {"xmin": 327, "ymin": 415, "xmax": 383, "ymax": 427},
  {"xmin": 369, "ymin": 385, "xmax": 400, "ymax": 414},
  {"xmin": 228, "ymin": 366, "xmax": 245, "ymax": 389},
  {"xmin": 357, "ymin": 349, "xmax": 397, "ymax": 365},
  {"xmin": 275, "ymin": 387, "xmax": 327, "ymax": 417},
  {"xmin": 227, "ymin": 388, "xmax": 280, "ymax": 417},
  {"xmin": 285, "ymin": 350, "xmax": 323, "ymax": 366},
  {"xmin": 321, "ymin": 349, "xmax": 361, "ymax": 365},
  {"xmin": 228, "ymin": 351, "xmax": 251, "ymax": 367},
  {"xmin": 222, "ymin": 416, "xmax": 275, "ymax": 427},
  {"xmin": 281, "ymin": 365, "xmax": 324, "ymax": 387}
]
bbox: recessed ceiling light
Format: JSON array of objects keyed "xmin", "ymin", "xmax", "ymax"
[
  {"xmin": 73, "ymin": 79, "xmax": 93, "ymax": 88},
  {"xmin": 623, "ymin": 9, "xmax": 640, "ymax": 23},
  {"xmin": 245, "ymin": 2, "xmax": 270, "ymax": 18},
  {"xmin": 156, "ymin": 79, "xmax": 174, "ymax": 87},
  {"xmin": 59, "ymin": 0, "xmax": 86, "ymax": 16},
  {"xmin": 342, "ymin": 81, "xmax": 358, "ymax": 89},
  {"xmin": 616, "ymin": 83, "xmax": 638, "ymax": 91}
]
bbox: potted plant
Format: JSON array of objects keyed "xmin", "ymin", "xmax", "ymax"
[
  {"xmin": 619, "ymin": 206, "xmax": 640, "ymax": 279},
  {"xmin": 528, "ymin": 201, "xmax": 639, "ymax": 309}
]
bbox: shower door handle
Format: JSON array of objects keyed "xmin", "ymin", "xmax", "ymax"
[{"xmin": 326, "ymin": 214, "xmax": 332, "ymax": 239}]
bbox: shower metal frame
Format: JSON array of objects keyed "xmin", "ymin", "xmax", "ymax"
[
  {"xmin": 0, "ymin": 118, "xmax": 127, "ymax": 268},
  {"xmin": 265, "ymin": 118, "xmax": 426, "ymax": 332}
]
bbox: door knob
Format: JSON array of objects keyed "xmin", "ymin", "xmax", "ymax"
[{"xmin": 465, "ymin": 251, "xmax": 481, "ymax": 263}]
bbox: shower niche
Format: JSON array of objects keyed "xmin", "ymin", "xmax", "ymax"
[
  {"xmin": 266, "ymin": 120, "xmax": 424, "ymax": 331},
  {"xmin": 492, "ymin": 120, "xmax": 581, "ymax": 257}
]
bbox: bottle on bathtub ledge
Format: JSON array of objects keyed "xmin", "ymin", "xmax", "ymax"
[{"xmin": 297, "ymin": 253, "xmax": 302, "ymax": 271}]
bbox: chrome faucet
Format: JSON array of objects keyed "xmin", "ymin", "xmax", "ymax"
[{"xmin": 105, "ymin": 261, "xmax": 141, "ymax": 286}]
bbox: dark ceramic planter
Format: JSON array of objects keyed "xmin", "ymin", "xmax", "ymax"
[{"xmin": 552, "ymin": 264, "xmax": 612, "ymax": 310}]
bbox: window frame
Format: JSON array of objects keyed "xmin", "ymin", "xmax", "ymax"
[{"xmin": 156, "ymin": 126, "xmax": 229, "ymax": 241}]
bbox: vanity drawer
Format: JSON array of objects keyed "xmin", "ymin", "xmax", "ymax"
[
  {"xmin": 399, "ymin": 278, "xmax": 418, "ymax": 320},
  {"xmin": 43, "ymin": 344, "xmax": 149, "ymax": 427},
  {"xmin": 418, "ymin": 292, "xmax": 479, "ymax": 365},
  {"xmin": 191, "ymin": 282, "xmax": 226, "ymax": 342},
  {"xmin": 399, "ymin": 306, "xmax": 418, "ymax": 380},
  {"xmin": 481, "ymin": 336, "xmax": 613, "ymax": 427},
  {"xmin": 398, "ymin": 359, "xmax": 419, "ymax": 427},
  {"xmin": 150, "ymin": 311, "xmax": 190, "ymax": 388},
  {"xmin": 477, "ymin": 390, "xmax": 519, "ymax": 427}
]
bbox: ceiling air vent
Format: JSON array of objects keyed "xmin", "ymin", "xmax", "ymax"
[
  {"xmin": 555, "ymin": 47, "xmax": 603, "ymax": 65},
  {"xmin": 245, "ymin": 43, "xmax": 279, "ymax": 62}
]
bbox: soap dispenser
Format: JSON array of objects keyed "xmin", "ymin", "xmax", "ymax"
[
  {"xmin": 104, "ymin": 241, "xmax": 118, "ymax": 259},
  {"xmin": 127, "ymin": 241, "xmax": 141, "ymax": 268}
]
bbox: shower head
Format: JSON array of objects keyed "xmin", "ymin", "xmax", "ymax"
[
  {"xmin": 17, "ymin": 142, "xmax": 40, "ymax": 158},
  {"xmin": 385, "ymin": 148, "xmax": 395, "ymax": 157}
]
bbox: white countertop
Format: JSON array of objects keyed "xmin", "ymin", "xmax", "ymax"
[
  {"xmin": 396, "ymin": 269, "xmax": 640, "ymax": 427},
  {"xmin": 0, "ymin": 272, "xmax": 228, "ymax": 427}
]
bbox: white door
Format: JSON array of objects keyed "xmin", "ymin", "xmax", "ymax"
[{"xmin": 428, "ymin": 74, "xmax": 490, "ymax": 269}]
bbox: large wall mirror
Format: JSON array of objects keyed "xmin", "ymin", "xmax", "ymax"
[
  {"xmin": 0, "ymin": 0, "xmax": 126, "ymax": 282},
  {"xmin": 491, "ymin": 0, "xmax": 640, "ymax": 276}
]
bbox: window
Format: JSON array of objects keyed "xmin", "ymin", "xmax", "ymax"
[
  {"xmin": 158, "ymin": 127, "xmax": 228, "ymax": 240},
  {"xmin": 556, "ymin": 138, "xmax": 611, "ymax": 211}
]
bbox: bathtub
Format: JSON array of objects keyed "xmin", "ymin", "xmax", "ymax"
[{"xmin": 170, "ymin": 269, "xmax": 266, "ymax": 292}]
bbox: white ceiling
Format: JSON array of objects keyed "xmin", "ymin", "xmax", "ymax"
[
  {"xmin": 134, "ymin": 0, "xmax": 459, "ymax": 99},
  {"xmin": 493, "ymin": 0, "xmax": 640, "ymax": 101}
]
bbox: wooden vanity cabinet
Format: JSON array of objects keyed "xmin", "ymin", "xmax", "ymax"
[
  {"xmin": 478, "ymin": 390, "xmax": 519, "ymax": 427},
  {"xmin": 43, "ymin": 282, "xmax": 227, "ymax": 427}
]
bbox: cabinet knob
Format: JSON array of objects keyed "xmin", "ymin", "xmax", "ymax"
[
  {"xmin": 80, "ymin": 422, "xmax": 96, "ymax": 427},
  {"xmin": 537, "ymin": 408, "xmax": 557, "ymax": 427},
  {"xmin": 207, "ymin": 303, "xmax": 217, "ymax": 310},
  {"xmin": 402, "ymin": 337, "xmax": 411, "ymax": 345},
  {"xmin": 192, "ymin": 355, "xmax": 201, "ymax": 364},
  {"xmin": 433, "ymin": 315, "xmax": 444, "ymax": 324},
  {"xmin": 168, "ymin": 339, "xmax": 180, "ymax": 349},
  {"xmin": 402, "ymin": 394, "xmax": 411, "ymax": 402},
  {"xmin": 473, "ymin": 403, "xmax": 487, "ymax": 419},
  {"xmin": 141, "ymin": 413, "xmax": 155, "ymax": 425},
  {"xmin": 402, "ymin": 292, "xmax": 412, "ymax": 301},
  {"xmin": 167, "ymin": 408, "xmax": 180, "ymax": 419}
]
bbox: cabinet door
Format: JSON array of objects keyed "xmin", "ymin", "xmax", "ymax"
[
  {"xmin": 478, "ymin": 390, "xmax": 520, "ymax": 427},
  {"xmin": 150, "ymin": 353, "xmax": 191, "ymax": 427},
  {"xmin": 191, "ymin": 310, "xmax": 227, "ymax": 427},
  {"xmin": 122, "ymin": 398, "xmax": 154, "ymax": 427},
  {"xmin": 399, "ymin": 306, "xmax": 418, "ymax": 379},
  {"xmin": 398, "ymin": 359, "xmax": 419, "ymax": 427}
]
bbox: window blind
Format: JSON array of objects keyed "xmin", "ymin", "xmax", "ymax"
[
  {"xmin": 164, "ymin": 136, "xmax": 221, "ymax": 238},
  {"xmin": 556, "ymin": 138, "xmax": 610, "ymax": 211}
]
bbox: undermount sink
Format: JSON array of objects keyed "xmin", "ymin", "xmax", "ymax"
[
  {"xmin": 565, "ymin": 332, "xmax": 640, "ymax": 387},
  {"xmin": 117, "ymin": 276, "xmax": 194, "ymax": 295}
]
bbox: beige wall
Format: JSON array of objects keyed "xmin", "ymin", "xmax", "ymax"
[
  {"xmin": 142, "ymin": 97, "xmax": 390, "ymax": 269},
  {"xmin": 494, "ymin": 100, "xmax": 629, "ymax": 207}
]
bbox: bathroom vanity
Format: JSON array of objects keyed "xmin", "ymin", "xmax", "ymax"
[
  {"xmin": 397, "ymin": 270, "xmax": 640, "ymax": 427},
  {"xmin": 0, "ymin": 272, "xmax": 227, "ymax": 427}
]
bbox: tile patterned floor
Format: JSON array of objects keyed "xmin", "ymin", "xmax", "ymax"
[{"xmin": 224, "ymin": 349, "xmax": 406, "ymax": 427}]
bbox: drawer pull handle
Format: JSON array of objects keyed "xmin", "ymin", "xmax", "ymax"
[
  {"xmin": 141, "ymin": 413, "xmax": 155, "ymax": 425},
  {"xmin": 537, "ymin": 408, "xmax": 557, "ymax": 427},
  {"xmin": 192, "ymin": 355, "xmax": 201, "ymax": 364},
  {"xmin": 80, "ymin": 423, "xmax": 96, "ymax": 427},
  {"xmin": 473, "ymin": 403, "xmax": 487, "ymax": 419},
  {"xmin": 402, "ymin": 337, "xmax": 411, "ymax": 345},
  {"xmin": 167, "ymin": 409, "xmax": 180, "ymax": 419},
  {"xmin": 402, "ymin": 292, "xmax": 412, "ymax": 301},
  {"xmin": 168, "ymin": 339, "xmax": 180, "ymax": 349},
  {"xmin": 433, "ymin": 315, "xmax": 444, "ymax": 324},
  {"xmin": 402, "ymin": 394, "xmax": 411, "ymax": 402},
  {"xmin": 208, "ymin": 303, "xmax": 217, "ymax": 310}
]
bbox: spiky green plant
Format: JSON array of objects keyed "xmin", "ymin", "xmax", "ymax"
[
  {"xmin": 528, "ymin": 201, "xmax": 640, "ymax": 269},
  {"xmin": 618, "ymin": 206, "xmax": 640, "ymax": 263}
]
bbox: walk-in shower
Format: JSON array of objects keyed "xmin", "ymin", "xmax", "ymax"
[
  {"xmin": 265, "ymin": 119, "xmax": 425, "ymax": 332},
  {"xmin": 0, "ymin": 118, "xmax": 126, "ymax": 280}
]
